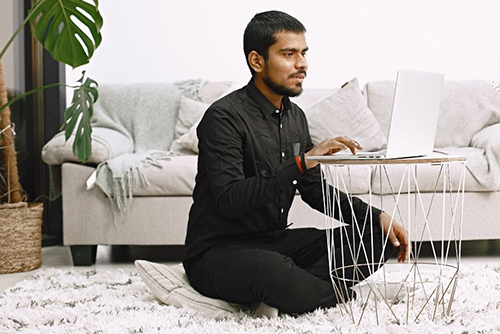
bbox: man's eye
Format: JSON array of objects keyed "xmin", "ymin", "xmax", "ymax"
[
  {"xmin": 301, "ymin": 52, "xmax": 307, "ymax": 57},
  {"xmin": 285, "ymin": 52, "xmax": 293, "ymax": 57}
]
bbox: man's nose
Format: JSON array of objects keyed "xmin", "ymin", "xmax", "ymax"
[{"xmin": 296, "ymin": 54, "xmax": 308, "ymax": 70}]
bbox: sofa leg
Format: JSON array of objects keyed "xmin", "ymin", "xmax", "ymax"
[{"xmin": 70, "ymin": 245, "xmax": 97, "ymax": 266}]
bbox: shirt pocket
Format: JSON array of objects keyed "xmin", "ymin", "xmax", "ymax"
[{"xmin": 254, "ymin": 132, "xmax": 280, "ymax": 170}]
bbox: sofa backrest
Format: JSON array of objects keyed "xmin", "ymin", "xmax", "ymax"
[
  {"xmin": 364, "ymin": 80, "xmax": 500, "ymax": 148},
  {"xmin": 90, "ymin": 79, "xmax": 500, "ymax": 153},
  {"xmin": 91, "ymin": 83, "xmax": 184, "ymax": 152},
  {"xmin": 291, "ymin": 89, "xmax": 337, "ymax": 109}
]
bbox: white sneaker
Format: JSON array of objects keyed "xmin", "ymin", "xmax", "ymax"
[
  {"xmin": 249, "ymin": 302, "xmax": 279, "ymax": 319},
  {"xmin": 351, "ymin": 279, "xmax": 415, "ymax": 303}
]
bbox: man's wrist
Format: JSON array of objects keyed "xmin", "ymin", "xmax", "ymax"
[
  {"xmin": 295, "ymin": 155, "xmax": 305, "ymax": 174},
  {"xmin": 304, "ymin": 153, "xmax": 318, "ymax": 170}
]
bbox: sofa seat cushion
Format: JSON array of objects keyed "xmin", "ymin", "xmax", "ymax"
[
  {"xmin": 135, "ymin": 157, "xmax": 372, "ymax": 197},
  {"xmin": 322, "ymin": 164, "xmax": 373, "ymax": 194},
  {"xmin": 134, "ymin": 155, "xmax": 198, "ymax": 196},
  {"xmin": 370, "ymin": 149, "xmax": 491, "ymax": 195}
]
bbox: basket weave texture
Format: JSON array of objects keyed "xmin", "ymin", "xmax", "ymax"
[{"xmin": 0, "ymin": 202, "xmax": 43, "ymax": 274}]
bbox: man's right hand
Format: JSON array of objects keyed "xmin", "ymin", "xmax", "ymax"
[{"xmin": 304, "ymin": 136, "xmax": 362, "ymax": 169}]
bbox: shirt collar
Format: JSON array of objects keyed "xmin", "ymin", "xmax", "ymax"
[{"xmin": 246, "ymin": 79, "xmax": 293, "ymax": 119}]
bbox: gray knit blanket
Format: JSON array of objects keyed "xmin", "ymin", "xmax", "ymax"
[{"xmin": 92, "ymin": 80, "xmax": 205, "ymax": 215}]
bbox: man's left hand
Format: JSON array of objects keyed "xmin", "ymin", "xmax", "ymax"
[{"xmin": 379, "ymin": 212, "xmax": 410, "ymax": 263}]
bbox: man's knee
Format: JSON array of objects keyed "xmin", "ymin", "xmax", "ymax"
[{"xmin": 189, "ymin": 247, "xmax": 295, "ymax": 302}]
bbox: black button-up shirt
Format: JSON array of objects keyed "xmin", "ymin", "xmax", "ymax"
[{"xmin": 183, "ymin": 80, "xmax": 381, "ymax": 272}]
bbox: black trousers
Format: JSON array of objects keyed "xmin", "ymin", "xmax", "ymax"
[{"xmin": 187, "ymin": 224, "xmax": 394, "ymax": 314}]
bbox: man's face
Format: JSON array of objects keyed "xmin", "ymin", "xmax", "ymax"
[{"xmin": 262, "ymin": 31, "xmax": 308, "ymax": 97}]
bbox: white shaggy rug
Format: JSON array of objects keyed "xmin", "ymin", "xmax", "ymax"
[{"xmin": 1, "ymin": 264, "xmax": 500, "ymax": 333}]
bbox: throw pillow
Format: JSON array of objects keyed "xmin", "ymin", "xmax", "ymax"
[
  {"xmin": 198, "ymin": 81, "xmax": 242, "ymax": 105},
  {"xmin": 41, "ymin": 127, "xmax": 134, "ymax": 165},
  {"xmin": 174, "ymin": 96, "xmax": 209, "ymax": 140},
  {"xmin": 174, "ymin": 85, "xmax": 241, "ymax": 154},
  {"xmin": 178, "ymin": 117, "xmax": 202, "ymax": 153},
  {"xmin": 135, "ymin": 260, "xmax": 241, "ymax": 314},
  {"xmin": 305, "ymin": 78, "xmax": 387, "ymax": 151}
]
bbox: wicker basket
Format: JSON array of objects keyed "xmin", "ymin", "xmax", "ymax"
[{"xmin": 0, "ymin": 202, "xmax": 43, "ymax": 274}]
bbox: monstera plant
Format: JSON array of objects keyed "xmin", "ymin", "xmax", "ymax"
[{"xmin": 0, "ymin": 0, "xmax": 102, "ymax": 203}]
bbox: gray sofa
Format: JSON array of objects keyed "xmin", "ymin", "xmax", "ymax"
[{"xmin": 42, "ymin": 79, "xmax": 500, "ymax": 265}]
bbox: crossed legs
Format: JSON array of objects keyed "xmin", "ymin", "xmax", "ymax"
[{"xmin": 187, "ymin": 225, "xmax": 394, "ymax": 314}]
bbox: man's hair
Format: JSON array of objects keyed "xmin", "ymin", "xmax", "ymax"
[{"xmin": 243, "ymin": 11, "xmax": 306, "ymax": 75}]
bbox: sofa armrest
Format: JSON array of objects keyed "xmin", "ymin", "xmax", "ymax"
[
  {"xmin": 42, "ymin": 127, "xmax": 134, "ymax": 165},
  {"xmin": 470, "ymin": 122, "xmax": 500, "ymax": 149}
]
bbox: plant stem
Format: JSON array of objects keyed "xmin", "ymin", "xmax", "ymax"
[
  {"xmin": 0, "ymin": 59, "xmax": 22, "ymax": 203},
  {"xmin": 0, "ymin": 83, "xmax": 76, "ymax": 114}
]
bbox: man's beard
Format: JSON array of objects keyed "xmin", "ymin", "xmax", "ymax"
[{"xmin": 263, "ymin": 73, "xmax": 305, "ymax": 97}]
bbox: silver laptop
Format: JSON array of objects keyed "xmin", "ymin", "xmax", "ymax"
[{"xmin": 312, "ymin": 69, "xmax": 444, "ymax": 160}]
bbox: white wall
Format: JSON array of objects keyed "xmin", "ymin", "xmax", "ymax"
[
  {"xmin": 0, "ymin": 0, "xmax": 15, "ymax": 90},
  {"xmin": 0, "ymin": 0, "xmax": 24, "ymax": 93},
  {"xmin": 66, "ymin": 0, "xmax": 500, "ymax": 89}
]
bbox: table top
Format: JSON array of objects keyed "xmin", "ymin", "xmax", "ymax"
[{"xmin": 306, "ymin": 153, "xmax": 467, "ymax": 165}]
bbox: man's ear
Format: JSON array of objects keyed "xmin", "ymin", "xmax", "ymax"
[{"xmin": 248, "ymin": 50, "xmax": 264, "ymax": 73}]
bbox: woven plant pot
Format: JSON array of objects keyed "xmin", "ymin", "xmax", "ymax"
[{"xmin": 0, "ymin": 202, "xmax": 43, "ymax": 274}]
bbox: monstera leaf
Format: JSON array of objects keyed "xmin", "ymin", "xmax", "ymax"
[
  {"xmin": 29, "ymin": 0, "xmax": 103, "ymax": 68},
  {"xmin": 62, "ymin": 72, "xmax": 98, "ymax": 162}
]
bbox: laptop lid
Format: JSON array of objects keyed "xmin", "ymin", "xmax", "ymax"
[{"xmin": 385, "ymin": 69, "xmax": 444, "ymax": 158}]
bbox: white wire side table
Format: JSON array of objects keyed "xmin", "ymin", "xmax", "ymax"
[{"xmin": 308, "ymin": 154, "xmax": 467, "ymax": 325}]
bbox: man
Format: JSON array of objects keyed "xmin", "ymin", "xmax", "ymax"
[{"xmin": 183, "ymin": 10, "xmax": 409, "ymax": 314}]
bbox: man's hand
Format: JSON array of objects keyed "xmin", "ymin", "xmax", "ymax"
[
  {"xmin": 378, "ymin": 212, "xmax": 410, "ymax": 263},
  {"xmin": 304, "ymin": 136, "xmax": 362, "ymax": 169}
]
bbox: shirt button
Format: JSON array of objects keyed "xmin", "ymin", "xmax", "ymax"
[
  {"xmin": 292, "ymin": 180, "xmax": 297, "ymax": 185},
  {"xmin": 281, "ymin": 208, "xmax": 284, "ymax": 214},
  {"xmin": 281, "ymin": 152, "xmax": 285, "ymax": 157},
  {"xmin": 275, "ymin": 109, "xmax": 280, "ymax": 114}
]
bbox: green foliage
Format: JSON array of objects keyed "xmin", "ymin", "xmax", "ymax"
[
  {"xmin": 29, "ymin": 0, "xmax": 103, "ymax": 68},
  {"xmin": 62, "ymin": 72, "xmax": 98, "ymax": 163},
  {"xmin": 0, "ymin": 0, "xmax": 103, "ymax": 164}
]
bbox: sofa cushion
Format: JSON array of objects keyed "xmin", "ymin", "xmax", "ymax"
[
  {"xmin": 198, "ymin": 81, "xmax": 242, "ymax": 105},
  {"xmin": 42, "ymin": 127, "xmax": 134, "ymax": 165},
  {"xmin": 363, "ymin": 81, "xmax": 394, "ymax": 141},
  {"xmin": 321, "ymin": 164, "xmax": 373, "ymax": 194},
  {"xmin": 91, "ymin": 83, "xmax": 185, "ymax": 153},
  {"xmin": 436, "ymin": 81, "xmax": 500, "ymax": 147},
  {"xmin": 291, "ymin": 88, "xmax": 337, "ymax": 109},
  {"xmin": 445, "ymin": 130, "xmax": 500, "ymax": 191},
  {"xmin": 369, "ymin": 149, "xmax": 491, "ymax": 194},
  {"xmin": 364, "ymin": 80, "xmax": 500, "ymax": 148},
  {"xmin": 174, "ymin": 96, "xmax": 208, "ymax": 140},
  {"xmin": 172, "ymin": 84, "xmax": 244, "ymax": 155},
  {"xmin": 134, "ymin": 156, "xmax": 371, "ymax": 197},
  {"xmin": 304, "ymin": 78, "xmax": 387, "ymax": 151},
  {"xmin": 135, "ymin": 260, "xmax": 240, "ymax": 314},
  {"xmin": 170, "ymin": 97, "xmax": 209, "ymax": 154},
  {"xmin": 177, "ymin": 117, "xmax": 202, "ymax": 154},
  {"xmin": 133, "ymin": 155, "xmax": 198, "ymax": 196}
]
